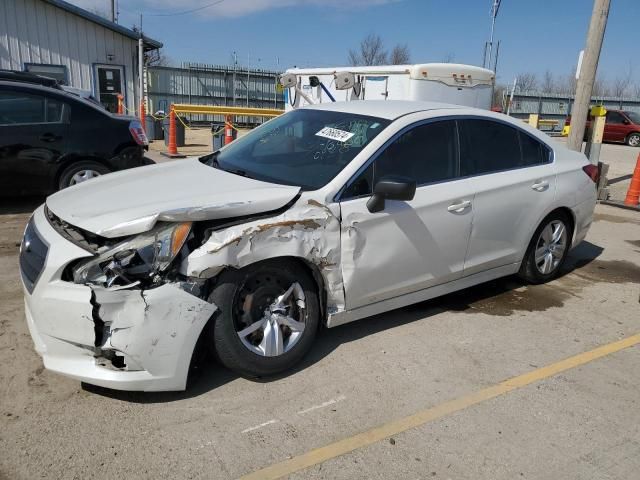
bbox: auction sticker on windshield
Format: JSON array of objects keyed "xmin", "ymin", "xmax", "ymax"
[{"xmin": 315, "ymin": 127, "xmax": 355, "ymax": 142}]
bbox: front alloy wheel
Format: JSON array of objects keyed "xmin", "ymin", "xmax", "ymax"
[
  {"xmin": 626, "ymin": 133, "xmax": 640, "ymax": 147},
  {"xmin": 208, "ymin": 260, "xmax": 320, "ymax": 378},
  {"xmin": 235, "ymin": 280, "xmax": 307, "ymax": 357}
]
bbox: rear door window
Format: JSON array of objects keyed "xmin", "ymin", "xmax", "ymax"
[
  {"xmin": 459, "ymin": 119, "xmax": 521, "ymax": 176},
  {"xmin": 0, "ymin": 91, "xmax": 65, "ymax": 125},
  {"xmin": 519, "ymin": 131, "xmax": 549, "ymax": 166},
  {"xmin": 459, "ymin": 119, "xmax": 549, "ymax": 176}
]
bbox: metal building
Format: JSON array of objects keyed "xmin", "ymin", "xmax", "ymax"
[
  {"xmin": 0, "ymin": 0, "xmax": 162, "ymax": 112},
  {"xmin": 147, "ymin": 63, "xmax": 284, "ymax": 123},
  {"xmin": 505, "ymin": 92, "xmax": 640, "ymax": 132}
]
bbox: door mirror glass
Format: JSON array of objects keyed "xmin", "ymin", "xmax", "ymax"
[{"xmin": 366, "ymin": 176, "xmax": 416, "ymax": 213}]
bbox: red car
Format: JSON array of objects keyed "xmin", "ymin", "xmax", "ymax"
[{"xmin": 566, "ymin": 110, "xmax": 640, "ymax": 147}]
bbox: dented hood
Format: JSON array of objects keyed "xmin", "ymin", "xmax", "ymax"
[{"xmin": 46, "ymin": 158, "xmax": 300, "ymax": 237}]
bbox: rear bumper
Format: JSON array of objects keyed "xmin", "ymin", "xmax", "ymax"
[
  {"xmin": 21, "ymin": 205, "xmax": 217, "ymax": 392},
  {"xmin": 107, "ymin": 145, "xmax": 146, "ymax": 171},
  {"xmin": 571, "ymin": 194, "xmax": 597, "ymax": 248}
]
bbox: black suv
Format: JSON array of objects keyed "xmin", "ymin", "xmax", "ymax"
[{"xmin": 0, "ymin": 70, "xmax": 149, "ymax": 195}]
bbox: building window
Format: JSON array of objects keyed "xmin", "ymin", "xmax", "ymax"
[{"xmin": 24, "ymin": 64, "xmax": 68, "ymax": 85}]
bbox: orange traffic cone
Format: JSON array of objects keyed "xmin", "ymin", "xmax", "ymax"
[
  {"xmin": 624, "ymin": 152, "xmax": 640, "ymax": 206},
  {"xmin": 167, "ymin": 105, "xmax": 178, "ymax": 156},
  {"xmin": 224, "ymin": 115, "xmax": 234, "ymax": 145}
]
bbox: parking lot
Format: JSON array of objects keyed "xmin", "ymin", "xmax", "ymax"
[{"xmin": 0, "ymin": 137, "xmax": 638, "ymax": 479}]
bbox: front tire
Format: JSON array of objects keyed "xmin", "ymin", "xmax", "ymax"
[
  {"xmin": 519, "ymin": 212, "xmax": 572, "ymax": 284},
  {"xmin": 58, "ymin": 161, "xmax": 110, "ymax": 190},
  {"xmin": 626, "ymin": 132, "xmax": 640, "ymax": 147},
  {"xmin": 208, "ymin": 259, "xmax": 320, "ymax": 378}
]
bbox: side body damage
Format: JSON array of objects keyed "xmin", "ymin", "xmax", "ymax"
[
  {"xmin": 25, "ymin": 193, "xmax": 345, "ymax": 391},
  {"xmin": 185, "ymin": 194, "xmax": 345, "ymax": 315}
]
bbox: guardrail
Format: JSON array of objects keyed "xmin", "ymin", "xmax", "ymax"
[
  {"xmin": 172, "ymin": 104, "xmax": 283, "ymax": 117},
  {"xmin": 525, "ymin": 114, "xmax": 563, "ymax": 135},
  {"xmin": 163, "ymin": 103, "xmax": 285, "ymax": 157}
]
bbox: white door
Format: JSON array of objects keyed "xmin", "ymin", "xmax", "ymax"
[
  {"xmin": 363, "ymin": 76, "xmax": 389, "ymax": 100},
  {"xmin": 339, "ymin": 120, "xmax": 475, "ymax": 310},
  {"xmin": 457, "ymin": 119, "xmax": 557, "ymax": 276}
]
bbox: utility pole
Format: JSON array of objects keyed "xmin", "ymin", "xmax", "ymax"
[
  {"xmin": 484, "ymin": 0, "xmax": 501, "ymax": 69},
  {"xmin": 567, "ymin": 0, "xmax": 610, "ymax": 152},
  {"xmin": 138, "ymin": 14, "xmax": 144, "ymax": 125},
  {"xmin": 232, "ymin": 51, "xmax": 237, "ymax": 107}
]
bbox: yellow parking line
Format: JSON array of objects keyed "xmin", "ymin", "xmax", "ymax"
[{"xmin": 239, "ymin": 334, "xmax": 640, "ymax": 480}]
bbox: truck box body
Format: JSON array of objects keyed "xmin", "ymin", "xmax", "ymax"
[{"xmin": 284, "ymin": 63, "xmax": 495, "ymax": 111}]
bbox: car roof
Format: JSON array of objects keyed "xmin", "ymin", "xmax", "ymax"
[
  {"xmin": 302, "ymin": 100, "xmax": 468, "ymax": 120},
  {"xmin": 0, "ymin": 79, "xmax": 113, "ymax": 115},
  {"xmin": 0, "ymin": 79, "xmax": 69, "ymax": 95},
  {"xmin": 0, "ymin": 70, "xmax": 61, "ymax": 88}
]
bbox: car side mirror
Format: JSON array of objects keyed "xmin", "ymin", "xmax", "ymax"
[
  {"xmin": 366, "ymin": 176, "xmax": 416, "ymax": 213},
  {"xmin": 623, "ymin": 119, "xmax": 631, "ymax": 125}
]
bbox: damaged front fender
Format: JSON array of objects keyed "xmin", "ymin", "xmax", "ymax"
[{"xmin": 184, "ymin": 197, "xmax": 345, "ymax": 315}]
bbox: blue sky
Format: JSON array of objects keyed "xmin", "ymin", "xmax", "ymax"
[{"xmin": 73, "ymin": 0, "xmax": 637, "ymax": 87}]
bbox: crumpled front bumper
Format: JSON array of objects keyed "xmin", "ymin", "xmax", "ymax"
[{"xmin": 22, "ymin": 205, "xmax": 216, "ymax": 392}]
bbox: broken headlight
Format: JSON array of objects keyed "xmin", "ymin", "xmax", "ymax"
[{"xmin": 73, "ymin": 222, "xmax": 192, "ymax": 287}]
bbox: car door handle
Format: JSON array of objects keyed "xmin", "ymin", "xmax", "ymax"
[
  {"xmin": 447, "ymin": 200, "xmax": 472, "ymax": 213},
  {"xmin": 532, "ymin": 180, "xmax": 550, "ymax": 191},
  {"xmin": 39, "ymin": 133, "xmax": 61, "ymax": 143}
]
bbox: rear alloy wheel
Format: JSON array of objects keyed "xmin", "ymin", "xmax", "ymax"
[
  {"xmin": 626, "ymin": 133, "xmax": 640, "ymax": 147},
  {"xmin": 519, "ymin": 212, "xmax": 572, "ymax": 284},
  {"xmin": 208, "ymin": 260, "xmax": 320, "ymax": 378},
  {"xmin": 58, "ymin": 161, "xmax": 110, "ymax": 190}
]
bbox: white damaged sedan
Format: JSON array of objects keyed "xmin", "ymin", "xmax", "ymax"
[{"xmin": 20, "ymin": 101, "xmax": 597, "ymax": 391}]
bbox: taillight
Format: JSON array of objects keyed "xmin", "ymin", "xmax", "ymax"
[
  {"xmin": 582, "ymin": 164, "xmax": 599, "ymax": 183},
  {"xmin": 129, "ymin": 120, "xmax": 148, "ymax": 146},
  {"xmin": 565, "ymin": 115, "xmax": 571, "ymax": 126}
]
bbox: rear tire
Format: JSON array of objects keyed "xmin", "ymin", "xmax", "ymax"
[
  {"xmin": 518, "ymin": 211, "xmax": 572, "ymax": 284},
  {"xmin": 208, "ymin": 259, "xmax": 320, "ymax": 378},
  {"xmin": 58, "ymin": 161, "xmax": 110, "ymax": 190},
  {"xmin": 626, "ymin": 132, "xmax": 640, "ymax": 147}
]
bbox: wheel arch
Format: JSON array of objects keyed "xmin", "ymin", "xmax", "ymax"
[
  {"xmin": 625, "ymin": 131, "xmax": 640, "ymax": 145},
  {"xmin": 521, "ymin": 205, "xmax": 576, "ymax": 265},
  {"xmin": 53, "ymin": 156, "xmax": 112, "ymax": 189},
  {"xmin": 203, "ymin": 255, "xmax": 329, "ymax": 328}
]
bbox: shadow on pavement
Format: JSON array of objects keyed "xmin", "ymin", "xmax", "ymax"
[
  {"xmin": 84, "ymin": 240, "xmax": 605, "ymax": 403},
  {"xmin": 0, "ymin": 196, "xmax": 46, "ymax": 215}
]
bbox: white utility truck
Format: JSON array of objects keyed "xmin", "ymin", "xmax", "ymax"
[{"xmin": 281, "ymin": 63, "xmax": 495, "ymax": 111}]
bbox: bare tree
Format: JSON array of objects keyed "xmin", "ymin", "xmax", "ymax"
[
  {"xmin": 145, "ymin": 48, "xmax": 173, "ymax": 67},
  {"xmin": 556, "ymin": 66, "xmax": 577, "ymax": 94},
  {"xmin": 541, "ymin": 70, "xmax": 555, "ymax": 93},
  {"xmin": 348, "ymin": 33, "xmax": 388, "ymax": 66},
  {"xmin": 633, "ymin": 83, "xmax": 640, "ymax": 99},
  {"xmin": 592, "ymin": 75, "xmax": 609, "ymax": 97},
  {"xmin": 390, "ymin": 44, "xmax": 410, "ymax": 65},
  {"xmin": 441, "ymin": 52, "xmax": 455, "ymax": 63},
  {"xmin": 610, "ymin": 64, "xmax": 633, "ymax": 98},
  {"xmin": 515, "ymin": 72, "xmax": 538, "ymax": 93},
  {"xmin": 492, "ymin": 84, "xmax": 507, "ymax": 111},
  {"xmin": 610, "ymin": 76, "xmax": 630, "ymax": 98}
]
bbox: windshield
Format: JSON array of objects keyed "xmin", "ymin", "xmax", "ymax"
[
  {"xmin": 624, "ymin": 111, "xmax": 640, "ymax": 124},
  {"xmin": 202, "ymin": 109, "xmax": 390, "ymax": 190}
]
